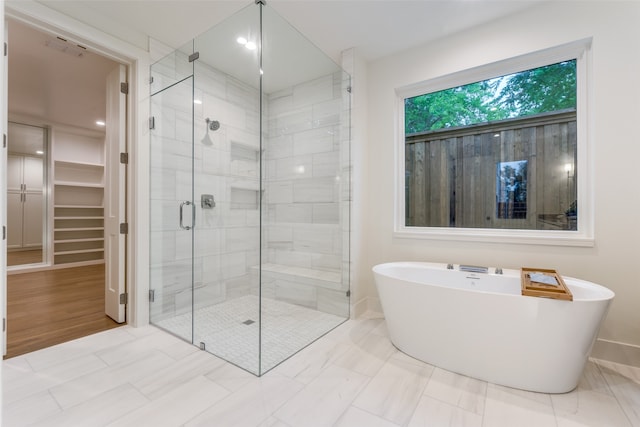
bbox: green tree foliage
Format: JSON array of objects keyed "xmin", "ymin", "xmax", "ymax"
[
  {"xmin": 405, "ymin": 60, "xmax": 576, "ymax": 134},
  {"xmin": 495, "ymin": 60, "xmax": 576, "ymax": 117}
]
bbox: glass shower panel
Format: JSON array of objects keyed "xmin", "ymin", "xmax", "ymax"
[
  {"xmin": 149, "ymin": 72, "xmax": 195, "ymax": 343},
  {"xmin": 148, "ymin": 1, "xmax": 350, "ymax": 376},
  {"xmin": 150, "ymin": 43, "xmax": 195, "ymax": 96},
  {"xmin": 260, "ymin": 5, "xmax": 351, "ymax": 373},
  {"xmin": 192, "ymin": 4, "xmax": 262, "ymax": 374}
]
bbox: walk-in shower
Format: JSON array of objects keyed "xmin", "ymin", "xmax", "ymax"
[{"xmin": 149, "ymin": 1, "xmax": 351, "ymax": 375}]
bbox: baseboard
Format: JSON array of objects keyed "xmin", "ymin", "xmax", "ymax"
[
  {"xmin": 351, "ymin": 296, "xmax": 383, "ymax": 319},
  {"xmin": 351, "ymin": 297, "xmax": 368, "ymax": 319},
  {"xmin": 591, "ymin": 338, "xmax": 640, "ymax": 368},
  {"xmin": 367, "ymin": 296, "xmax": 383, "ymax": 316}
]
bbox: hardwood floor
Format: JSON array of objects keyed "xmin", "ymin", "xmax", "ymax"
[
  {"xmin": 4, "ymin": 264, "xmax": 123, "ymax": 359},
  {"xmin": 7, "ymin": 249, "xmax": 43, "ymax": 266}
]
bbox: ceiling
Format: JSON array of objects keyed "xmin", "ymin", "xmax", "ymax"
[
  {"xmin": 34, "ymin": 0, "xmax": 546, "ymax": 64},
  {"xmin": 7, "ymin": 18, "xmax": 119, "ymax": 132},
  {"xmin": 7, "ymin": 0, "xmax": 545, "ymax": 131}
]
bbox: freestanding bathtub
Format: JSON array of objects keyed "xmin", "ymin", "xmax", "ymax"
[{"xmin": 372, "ymin": 262, "xmax": 614, "ymax": 393}]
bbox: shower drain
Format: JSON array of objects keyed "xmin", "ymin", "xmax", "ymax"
[{"xmin": 242, "ymin": 319, "xmax": 255, "ymax": 325}]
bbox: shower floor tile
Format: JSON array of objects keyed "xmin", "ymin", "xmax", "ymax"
[{"xmin": 154, "ymin": 295, "xmax": 347, "ymax": 374}]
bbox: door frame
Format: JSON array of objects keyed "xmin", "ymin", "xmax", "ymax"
[
  {"xmin": 2, "ymin": 2, "xmax": 152, "ymax": 348},
  {"xmin": 2, "ymin": 8, "xmax": 7, "ymax": 355}
]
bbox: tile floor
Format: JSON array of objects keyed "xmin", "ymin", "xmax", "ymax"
[
  {"xmin": 155, "ymin": 295, "xmax": 346, "ymax": 374},
  {"xmin": 2, "ymin": 315, "xmax": 640, "ymax": 427}
]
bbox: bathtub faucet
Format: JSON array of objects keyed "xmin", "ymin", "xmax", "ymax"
[{"xmin": 459, "ymin": 265, "xmax": 489, "ymax": 274}]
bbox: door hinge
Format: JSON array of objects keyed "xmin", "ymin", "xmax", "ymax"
[
  {"xmin": 189, "ymin": 52, "xmax": 200, "ymax": 62},
  {"xmin": 149, "ymin": 289, "xmax": 155, "ymax": 303},
  {"xmin": 347, "ymin": 86, "xmax": 352, "ymax": 93},
  {"xmin": 4, "ymin": 42, "xmax": 7, "ymax": 57},
  {"xmin": 3, "ymin": 318, "xmax": 5, "ymax": 332},
  {"xmin": 119, "ymin": 293, "xmax": 128, "ymax": 305},
  {"xmin": 149, "ymin": 76, "xmax": 154, "ymax": 84},
  {"xmin": 149, "ymin": 116, "xmax": 155, "ymax": 130},
  {"xmin": 346, "ymin": 290, "xmax": 351, "ymax": 297},
  {"xmin": 120, "ymin": 82, "xmax": 129, "ymax": 95},
  {"xmin": 120, "ymin": 223, "xmax": 129, "ymax": 234},
  {"xmin": 3, "ymin": 133, "xmax": 6, "ymax": 148},
  {"xmin": 2, "ymin": 225, "xmax": 5, "ymax": 240},
  {"xmin": 120, "ymin": 152, "xmax": 129, "ymax": 164}
]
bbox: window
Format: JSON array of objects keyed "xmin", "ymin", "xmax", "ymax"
[{"xmin": 395, "ymin": 40, "xmax": 592, "ymax": 246}]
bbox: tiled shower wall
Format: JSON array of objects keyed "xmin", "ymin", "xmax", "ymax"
[
  {"xmin": 263, "ymin": 72, "xmax": 350, "ymax": 316},
  {"xmin": 149, "ymin": 51, "xmax": 349, "ymax": 322}
]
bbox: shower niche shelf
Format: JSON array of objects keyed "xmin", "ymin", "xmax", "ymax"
[
  {"xmin": 231, "ymin": 141, "xmax": 259, "ymax": 162},
  {"xmin": 230, "ymin": 185, "xmax": 259, "ymax": 210}
]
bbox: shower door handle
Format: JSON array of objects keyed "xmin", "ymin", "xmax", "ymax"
[{"xmin": 179, "ymin": 201, "xmax": 194, "ymax": 230}]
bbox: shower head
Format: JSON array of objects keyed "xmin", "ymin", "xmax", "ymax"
[
  {"xmin": 201, "ymin": 132, "xmax": 213, "ymax": 146},
  {"xmin": 201, "ymin": 118, "xmax": 219, "ymax": 146},
  {"xmin": 206, "ymin": 118, "xmax": 220, "ymax": 131}
]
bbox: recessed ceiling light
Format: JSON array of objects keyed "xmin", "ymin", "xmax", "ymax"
[
  {"xmin": 36, "ymin": 150, "xmax": 44, "ymax": 155},
  {"xmin": 237, "ymin": 36, "xmax": 257, "ymax": 50},
  {"xmin": 96, "ymin": 120, "xmax": 106, "ymax": 126},
  {"xmin": 194, "ymin": 99, "xmax": 202, "ymax": 105}
]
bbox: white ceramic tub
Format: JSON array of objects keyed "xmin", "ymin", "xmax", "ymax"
[{"xmin": 372, "ymin": 262, "xmax": 614, "ymax": 393}]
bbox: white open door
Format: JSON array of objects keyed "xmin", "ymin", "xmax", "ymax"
[{"xmin": 104, "ymin": 64, "xmax": 126, "ymax": 323}]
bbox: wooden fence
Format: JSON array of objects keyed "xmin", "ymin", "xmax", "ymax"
[{"xmin": 405, "ymin": 110, "xmax": 577, "ymax": 230}]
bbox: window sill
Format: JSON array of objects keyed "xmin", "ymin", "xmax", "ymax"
[{"xmin": 393, "ymin": 227, "xmax": 594, "ymax": 247}]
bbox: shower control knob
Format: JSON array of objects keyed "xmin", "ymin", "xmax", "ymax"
[{"xmin": 201, "ymin": 194, "xmax": 215, "ymax": 209}]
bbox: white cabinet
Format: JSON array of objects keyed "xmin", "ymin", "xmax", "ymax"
[
  {"xmin": 7, "ymin": 154, "xmax": 44, "ymax": 249},
  {"xmin": 7, "ymin": 192, "xmax": 23, "ymax": 249},
  {"xmin": 53, "ymin": 132, "xmax": 105, "ymax": 266}
]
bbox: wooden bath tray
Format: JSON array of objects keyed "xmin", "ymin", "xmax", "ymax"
[{"xmin": 521, "ymin": 267, "xmax": 573, "ymax": 301}]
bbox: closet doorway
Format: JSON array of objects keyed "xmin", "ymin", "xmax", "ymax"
[{"xmin": 4, "ymin": 18, "xmax": 128, "ymax": 358}]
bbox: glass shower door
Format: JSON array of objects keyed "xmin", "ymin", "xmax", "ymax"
[
  {"xmin": 190, "ymin": 3, "xmax": 262, "ymax": 374},
  {"xmin": 149, "ymin": 73, "xmax": 195, "ymax": 343}
]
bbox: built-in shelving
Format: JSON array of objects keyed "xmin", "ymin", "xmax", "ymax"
[
  {"xmin": 52, "ymin": 131, "xmax": 105, "ymax": 266},
  {"xmin": 54, "ymin": 181, "xmax": 104, "ymax": 188}
]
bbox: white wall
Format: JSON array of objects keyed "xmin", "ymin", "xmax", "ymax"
[{"xmin": 364, "ymin": 2, "xmax": 640, "ymax": 360}]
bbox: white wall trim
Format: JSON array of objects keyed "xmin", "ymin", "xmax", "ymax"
[
  {"xmin": 5, "ymin": 0, "xmax": 151, "ymax": 327},
  {"xmin": 350, "ymin": 295, "xmax": 383, "ymax": 319},
  {"xmin": 350, "ymin": 297, "xmax": 368, "ymax": 319},
  {"xmin": 591, "ymin": 339, "xmax": 640, "ymax": 368},
  {"xmin": 393, "ymin": 38, "xmax": 594, "ymax": 247}
]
